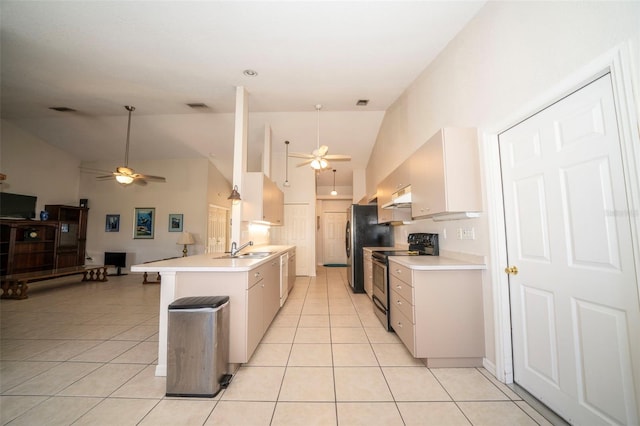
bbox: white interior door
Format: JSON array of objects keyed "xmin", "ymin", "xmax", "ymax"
[
  {"xmin": 207, "ymin": 205, "xmax": 228, "ymax": 253},
  {"xmin": 323, "ymin": 212, "xmax": 347, "ymax": 265},
  {"xmin": 500, "ymin": 73, "xmax": 639, "ymax": 425},
  {"xmin": 271, "ymin": 203, "xmax": 310, "ymax": 276}
]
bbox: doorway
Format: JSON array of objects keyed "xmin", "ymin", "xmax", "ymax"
[
  {"xmin": 207, "ymin": 205, "xmax": 229, "ymax": 253},
  {"xmin": 498, "ymin": 73, "xmax": 639, "ymax": 424},
  {"xmin": 322, "ymin": 211, "xmax": 347, "ymax": 265}
]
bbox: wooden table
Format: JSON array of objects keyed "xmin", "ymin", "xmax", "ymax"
[
  {"xmin": 1, "ymin": 265, "xmax": 111, "ymax": 299},
  {"xmin": 142, "ymin": 257, "xmax": 179, "ymax": 284}
]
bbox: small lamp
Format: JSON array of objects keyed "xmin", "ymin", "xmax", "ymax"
[
  {"xmin": 228, "ymin": 185, "xmax": 241, "ymax": 205},
  {"xmin": 177, "ymin": 231, "xmax": 195, "ymax": 257}
]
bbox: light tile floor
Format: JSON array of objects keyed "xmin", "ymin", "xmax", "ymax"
[{"xmin": 1, "ymin": 266, "xmax": 555, "ymax": 425}]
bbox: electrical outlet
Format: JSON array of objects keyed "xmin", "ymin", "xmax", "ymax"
[{"xmin": 456, "ymin": 227, "xmax": 475, "ymax": 240}]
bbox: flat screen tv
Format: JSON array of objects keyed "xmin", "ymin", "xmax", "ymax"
[
  {"xmin": 0, "ymin": 192, "xmax": 37, "ymax": 219},
  {"xmin": 104, "ymin": 251, "xmax": 127, "ymax": 276}
]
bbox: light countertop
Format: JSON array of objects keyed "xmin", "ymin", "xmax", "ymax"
[
  {"xmin": 389, "ymin": 255, "xmax": 486, "ymax": 271},
  {"xmin": 130, "ymin": 245, "xmax": 294, "ymax": 273}
]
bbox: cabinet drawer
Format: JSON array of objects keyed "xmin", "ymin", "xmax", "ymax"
[
  {"xmin": 390, "ymin": 275, "xmax": 413, "ymax": 303},
  {"xmin": 389, "ymin": 261, "xmax": 412, "ymax": 284},
  {"xmin": 249, "ymin": 264, "xmax": 266, "ymax": 288},
  {"xmin": 390, "ymin": 303, "xmax": 415, "ymax": 356},
  {"xmin": 390, "ymin": 289, "xmax": 414, "ymax": 323}
]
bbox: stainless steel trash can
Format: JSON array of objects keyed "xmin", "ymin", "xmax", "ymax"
[{"xmin": 166, "ymin": 296, "xmax": 230, "ymax": 397}]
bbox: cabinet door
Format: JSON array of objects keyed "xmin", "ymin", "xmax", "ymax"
[
  {"xmin": 263, "ymin": 259, "xmax": 281, "ymax": 328},
  {"xmin": 247, "ymin": 281, "xmax": 264, "ymax": 358},
  {"xmin": 288, "ymin": 251, "xmax": 296, "ymax": 291},
  {"xmin": 363, "ymin": 251, "xmax": 373, "ymax": 298},
  {"xmin": 411, "ymin": 131, "xmax": 446, "ymax": 217}
]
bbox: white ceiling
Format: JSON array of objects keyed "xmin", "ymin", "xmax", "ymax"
[{"xmin": 0, "ymin": 1, "xmax": 485, "ymax": 187}]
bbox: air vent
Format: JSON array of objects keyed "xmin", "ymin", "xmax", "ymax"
[
  {"xmin": 187, "ymin": 102, "xmax": 209, "ymax": 109},
  {"xmin": 49, "ymin": 106, "xmax": 76, "ymax": 112},
  {"xmin": 356, "ymin": 99, "xmax": 369, "ymax": 106}
]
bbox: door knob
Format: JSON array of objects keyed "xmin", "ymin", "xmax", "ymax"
[{"xmin": 504, "ymin": 266, "xmax": 519, "ymax": 275}]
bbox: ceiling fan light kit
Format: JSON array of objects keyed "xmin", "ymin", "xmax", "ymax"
[
  {"xmin": 95, "ymin": 105, "xmax": 167, "ymax": 186},
  {"xmin": 288, "ymin": 104, "xmax": 351, "ymax": 172}
]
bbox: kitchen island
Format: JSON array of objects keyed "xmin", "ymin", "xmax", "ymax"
[{"xmin": 131, "ymin": 245, "xmax": 295, "ymax": 376}]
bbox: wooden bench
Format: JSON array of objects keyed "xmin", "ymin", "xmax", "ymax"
[
  {"xmin": 1, "ymin": 265, "xmax": 111, "ymax": 300},
  {"xmin": 142, "ymin": 257, "xmax": 179, "ymax": 284}
]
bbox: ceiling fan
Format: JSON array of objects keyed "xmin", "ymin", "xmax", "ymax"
[
  {"xmin": 288, "ymin": 104, "xmax": 351, "ymax": 171},
  {"xmin": 95, "ymin": 106, "xmax": 166, "ymax": 186}
]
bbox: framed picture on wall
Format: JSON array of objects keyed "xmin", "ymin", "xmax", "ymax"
[
  {"xmin": 133, "ymin": 208, "xmax": 155, "ymax": 239},
  {"xmin": 105, "ymin": 214, "xmax": 120, "ymax": 232},
  {"xmin": 168, "ymin": 213, "xmax": 183, "ymax": 232}
]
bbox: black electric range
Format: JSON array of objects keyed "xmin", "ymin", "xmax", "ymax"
[
  {"xmin": 371, "ymin": 233, "xmax": 439, "ymax": 330},
  {"xmin": 371, "ymin": 233, "xmax": 439, "ymax": 262}
]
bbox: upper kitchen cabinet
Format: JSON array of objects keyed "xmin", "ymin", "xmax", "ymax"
[
  {"xmin": 242, "ymin": 173, "xmax": 284, "ymax": 226},
  {"xmin": 377, "ymin": 159, "xmax": 412, "ymax": 224},
  {"xmin": 411, "ymin": 128, "xmax": 482, "ymax": 220}
]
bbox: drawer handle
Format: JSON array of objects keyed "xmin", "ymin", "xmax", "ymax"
[
  {"xmin": 254, "ymin": 272, "xmax": 261, "ymax": 278},
  {"xmin": 397, "ymin": 321, "xmax": 403, "ymax": 328},
  {"xmin": 396, "ymin": 300, "xmax": 402, "ymax": 305},
  {"xmin": 395, "ymin": 269, "xmax": 401, "ymax": 274},
  {"xmin": 396, "ymin": 284, "xmax": 402, "ymax": 289}
]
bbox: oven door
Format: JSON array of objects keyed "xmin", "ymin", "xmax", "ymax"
[{"xmin": 371, "ymin": 257, "xmax": 390, "ymax": 330}]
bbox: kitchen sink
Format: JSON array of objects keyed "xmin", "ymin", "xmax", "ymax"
[{"xmin": 214, "ymin": 251, "xmax": 275, "ymax": 259}]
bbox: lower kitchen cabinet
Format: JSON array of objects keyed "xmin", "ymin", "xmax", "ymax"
[
  {"xmin": 389, "ymin": 259, "xmax": 485, "ymax": 367},
  {"xmin": 175, "ymin": 258, "xmax": 282, "ymax": 364},
  {"xmin": 363, "ymin": 248, "xmax": 373, "ymax": 299}
]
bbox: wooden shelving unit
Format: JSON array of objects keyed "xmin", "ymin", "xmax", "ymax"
[
  {"xmin": 44, "ymin": 205, "xmax": 89, "ymax": 269},
  {"xmin": 1, "ymin": 205, "xmax": 89, "ymax": 276},
  {"xmin": 0, "ymin": 220, "xmax": 59, "ymax": 276}
]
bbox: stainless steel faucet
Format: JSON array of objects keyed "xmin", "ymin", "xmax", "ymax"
[{"xmin": 230, "ymin": 240, "xmax": 253, "ymax": 257}]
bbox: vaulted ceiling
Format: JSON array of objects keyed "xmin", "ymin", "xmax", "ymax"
[{"xmin": 1, "ymin": 1, "xmax": 485, "ymax": 186}]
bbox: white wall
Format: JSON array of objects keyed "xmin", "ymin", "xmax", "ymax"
[
  {"xmin": 1, "ymin": 120, "xmax": 81, "ymax": 211},
  {"xmin": 79, "ymin": 158, "xmax": 227, "ymax": 268},
  {"xmin": 366, "ymin": 1, "xmax": 640, "ymax": 367}
]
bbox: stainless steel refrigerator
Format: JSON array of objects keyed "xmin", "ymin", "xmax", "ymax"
[{"xmin": 345, "ymin": 204, "xmax": 393, "ymax": 293}]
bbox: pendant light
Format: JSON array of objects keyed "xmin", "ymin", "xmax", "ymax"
[
  {"xmin": 331, "ymin": 169, "xmax": 338, "ymax": 196},
  {"xmin": 227, "ymin": 185, "xmax": 241, "ymax": 204},
  {"xmin": 283, "ymin": 140, "xmax": 291, "ymax": 187}
]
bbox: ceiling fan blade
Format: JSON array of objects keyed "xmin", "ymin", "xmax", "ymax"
[
  {"xmin": 133, "ymin": 178, "xmax": 148, "ymax": 186},
  {"xmin": 96, "ymin": 174, "xmax": 116, "ymax": 180},
  {"xmin": 324, "ymin": 155, "xmax": 351, "ymax": 161},
  {"xmin": 136, "ymin": 174, "xmax": 166, "ymax": 182},
  {"xmin": 296, "ymin": 159, "xmax": 314, "ymax": 167},
  {"xmin": 288, "ymin": 152, "xmax": 314, "ymax": 159}
]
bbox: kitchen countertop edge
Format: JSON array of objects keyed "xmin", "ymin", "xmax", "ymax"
[
  {"xmin": 389, "ymin": 255, "xmax": 486, "ymax": 271},
  {"xmin": 130, "ymin": 245, "xmax": 295, "ymax": 273}
]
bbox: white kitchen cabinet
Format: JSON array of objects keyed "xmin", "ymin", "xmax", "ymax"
[
  {"xmin": 246, "ymin": 276, "xmax": 264, "ymax": 358},
  {"xmin": 411, "ymin": 128, "xmax": 481, "ymax": 219},
  {"xmin": 287, "ymin": 248, "xmax": 296, "ymax": 292},
  {"xmin": 247, "ymin": 258, "xmax": 280, "ymax": 357},
  {"xmin": 389, "ymin": 259, "xmax": 485, "ymax": 367},
  {"xmin": 263, "ymin": 258, "xmax": 281, "ymax": 328},
  {"xmin": 377, "ymin": 159, "xmax": 412, "ymax": 224},
  {"xmin": 363, "ymin": 248, "xmax": 373, "ymax": 299},
  {"xmin": 242, "ymin": 172, "xmax": 284, "ymax": 225}
]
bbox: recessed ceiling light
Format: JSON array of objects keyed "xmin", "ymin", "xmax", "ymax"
[
  {"xmin": 243, "ymin": 69, "xmax": 258, "ymax": 77},
  {"xmin": 49, "ymin": 106, "xmax": 76, "ymax": 112},
  {"xmin": 356, "ymin": 99, "xmax": 369, "ymax": 106}
]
